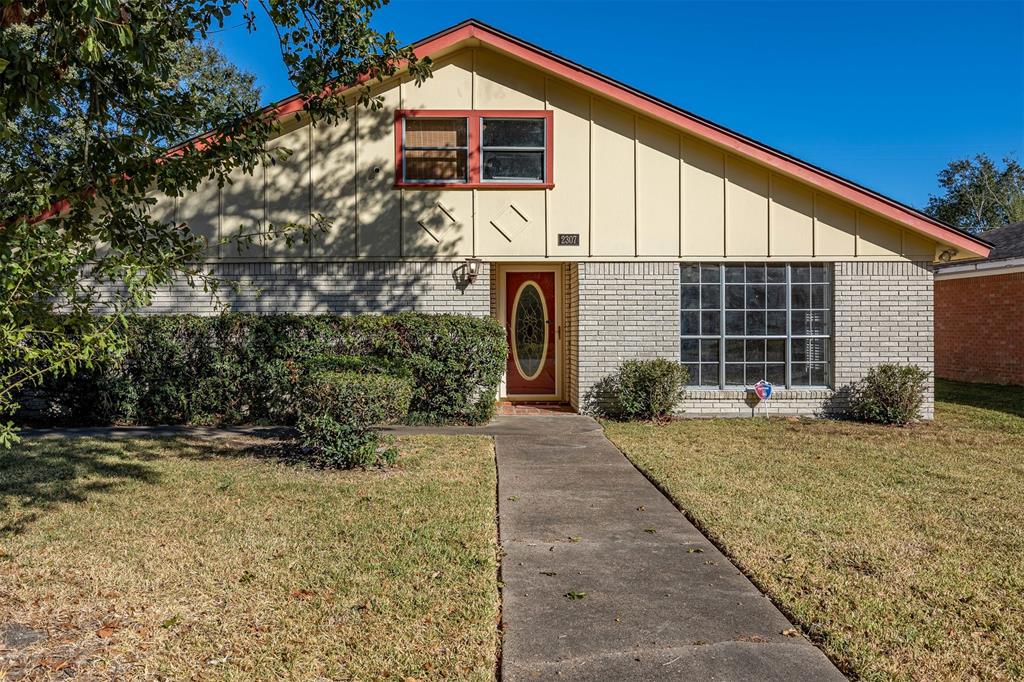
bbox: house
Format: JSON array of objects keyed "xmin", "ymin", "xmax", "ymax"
[
  {"xmin": 140, "ymin": 19, "xmax": 991, "ymax": 417},
  {"xmin": 935, "ymin": 221, "xmax": 1023, "ymax": 386}
]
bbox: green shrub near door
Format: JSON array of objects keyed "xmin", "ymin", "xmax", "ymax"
[
  {"xmin": 26, "ymin": 313, "xmax": 507, "ymax": 427},
  {"xmin": 584, "ymin": 359, "xmax": 689, "ymax": 422}
]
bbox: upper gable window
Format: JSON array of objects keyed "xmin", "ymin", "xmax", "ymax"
[
  {"xmin": 402, "ymin": 117, "xmax": 469, "ymax": 183},
  {"xmin": 481, "ymin": 118, "xmax": 546, "ymax": 183},
  {"xmin": 395, "ymin": 110, "xmax": 553, "ymax": 189}
]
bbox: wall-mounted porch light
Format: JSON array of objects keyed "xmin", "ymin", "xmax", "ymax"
[{"xmin": 465, "ymin": 257, "xmax": 483, "ymax": 284}]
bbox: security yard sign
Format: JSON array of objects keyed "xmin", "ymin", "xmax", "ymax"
[{"xmin": 753, "ymin": 380, "xmax": 773, "ymax": 401}]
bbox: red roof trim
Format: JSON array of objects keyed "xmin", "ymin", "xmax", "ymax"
[{"xmin": 411, "ymin": 20, "xmax": 989, "ymax": 257}]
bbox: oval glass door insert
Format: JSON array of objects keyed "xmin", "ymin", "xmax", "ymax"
[{"xmin": 512, "ymin": 281, "xmax": 548, "ymax": 381}]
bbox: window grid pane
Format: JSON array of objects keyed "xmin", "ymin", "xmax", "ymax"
[{"xmin": 681, "ymin": 263, "xmax": 832, "ymax": 389}]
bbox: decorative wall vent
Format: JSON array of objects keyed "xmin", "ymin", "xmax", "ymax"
[
  {"xmin": 490, "ymin": 203, "xmax": 530, "ymax": 242},
  {"xmin": 416, "ymin": 201, "xmax": 458, "ymax": 243}
]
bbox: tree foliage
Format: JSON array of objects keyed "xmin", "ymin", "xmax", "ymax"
[
  {"xmin": 0, "ymin": 0, "xmax": 431, "ymax": 444},
  {"xmin": 0, "ymin": 39, "xmax": 261, "ymax": 218},
  {"xmin": 925, "ymin": 154, "xmax": 1024, "ymax": 234}
]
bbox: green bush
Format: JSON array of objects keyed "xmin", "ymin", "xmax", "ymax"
[
  {"xmin": 301, "ymin": 354, "xmax": 412, "ymax": 380},
  {"xmin": 22, "ymin": 313, "xmax": 506, "ymax": 427},
  {"xmin": 849, "ymin": 363, "xmax": 930, "ymax": 426},
  {"xmin": 296, "ymin": 370, "xmax": 412, "ymax": 468},
  {"xmin": 587, "ymin": 359, "xmax": 688, "ymax": 421}
]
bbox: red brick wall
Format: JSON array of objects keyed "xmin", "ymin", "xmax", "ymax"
[{"xmin": 935, "ymin": 272, "xmax": 1024, "ymax": 385}]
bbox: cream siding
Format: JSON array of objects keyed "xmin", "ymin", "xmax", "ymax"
[
  {"xmin": 476, "ymin": 190, "xmax": 546, "ymax": 257},
  {"xmin": 681, "ymin": 136, "xmax": 726, "ymax": 257},
  {"xmin": 148, "ymin": 192, "xmax": 176, "ymax": 228},
  {"xmin": 310, "ymin": 111, "xmax": 356, "ymax": 257},
  {"xmin": 545, "ymin": 79, "xmax": 590, "ymax": 257},
  {"xmin": 172, "ymin": 44, "xmax": 951, "ymax": 264},
  {"xmin": 473, "ymin": 48, "xmax": 545, "ymax": 109},
  {"xmin": 769, "ymin": 174, "xmax": 815, "ymax": 256},
  {"xmin": 356, "ymin": 85, "xmax": 401, "ymax": 257},
  {"xmin": 636, "ymin": 119, "xmax": 680, "ymax": 256},
  {"xmin": 902, "ymin": 231, "xmax": 937, "ymax": 260},
  {"xmin": 220, "ymin": 164, "xmax": 264, "ymax": 258},
  {"xmin": 265, "ymin": 124, "xmax": 311, "ymax": 257},
  {"xmin": 814, "ymin": 193, "xmax": 857, "ymax": 256},
  {"xmin": 857, "ymin": 212, "xmax": 902, "ymax": 257},
  {"xmin": 401, "ymin": 51, "xmax": 473, "ymax": 110},
  {"xmin": 590, "ymin": 100, "xmax": 636, "ymax": 256},
  {"xmin": 725, "ymin": 156, "xmax": 770, "ymax": 257},
  {"xmin": 405, "ymin": 191, "xmax": 474, "ymax": 257},
  {"xmin": 179, "ymin": 176, "xmax": 220, "ymax": 256}
]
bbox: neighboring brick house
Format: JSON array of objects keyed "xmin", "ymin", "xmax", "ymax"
[
  {"xmin": 125, "ymin": 20, "xmax": 991, "ymax": 417},
  {"xmin": 935, "ymin": 222, "xmax": 1024, "ymax": 386}
]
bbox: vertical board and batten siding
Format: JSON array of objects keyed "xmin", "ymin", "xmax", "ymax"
[{"xmin": 161, "ymin": 46, "xmax": 941, "ymax": 262}]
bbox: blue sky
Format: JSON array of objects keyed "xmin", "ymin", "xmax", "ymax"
[{"xmin": 211, "ymin": 0, "xmax": 1024, "ymax": 210}]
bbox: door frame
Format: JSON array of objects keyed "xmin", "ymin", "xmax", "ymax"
[{"xmin": 496, "ymin": 263, "xmax": 563, "ymax": 401}]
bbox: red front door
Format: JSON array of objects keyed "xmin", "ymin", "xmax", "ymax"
[{"xmin": 505, "ymin": 271, "xmax": 557, "ymax": 396}]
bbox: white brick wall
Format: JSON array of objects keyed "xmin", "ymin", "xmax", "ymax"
[
  {"xmin": 108, "ymin": 261, "xmax": 491, "ymax": 317},
  {"xmin": 574, "ymin": 262, "xmax": 680, "ymax": 409},
  {"xmin": 565, "ymin": 263, "xmax": 580, "ymax": 409},
  {"xmin": 833, "ymin": 261, "xmax": 934, "ymax": 419},
  {"xmin": 571, "ymin": 260, "xmax": 935, "ymax": 420},
  {"xmin": 677, "ymin": 388, "xmax": 834, "ymax": 417}
]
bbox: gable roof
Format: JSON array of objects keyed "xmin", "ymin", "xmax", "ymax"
[{"xmin": 395, "ymin": 19, "xmax": 988, "ymax": 258}]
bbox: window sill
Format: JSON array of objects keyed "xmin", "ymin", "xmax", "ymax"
[
  {"xmin": 394, "ymin": 182, "xmax": 554, "ymax": 190},
  {"xmin": 684, "ymin": 388, "xmax": 833, "ymax": 401}
]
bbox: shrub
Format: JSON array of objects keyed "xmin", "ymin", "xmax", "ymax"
[
  {"xmin": 301, "ymin": 354, "xmax": 412, "ymax": 380},
  {"xmin": 849, "ymin": 363, "xmax": 930, "ymax": 425},
  {"xmin": 587, "ymin": 359, "xmax": 688, "ymax": 421},
  {"xmin": 21, "ymin": 313, "xmax": 506, "ymax": 427},
  {"xmin": 296, "ymin": 370, "xmax": 412, "ymax": 468}
]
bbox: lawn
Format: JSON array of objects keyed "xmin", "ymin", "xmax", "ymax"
[
  {"xmin": 0, "ymin": 434, "xmax": 499, "ymax": 680},
  {"xmin": 604, "ymin": 380, "xmax": 1024, "ymax": 681}
]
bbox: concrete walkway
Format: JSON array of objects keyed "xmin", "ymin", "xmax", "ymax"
[{"xmin": 393, "ymin": 415, "xmax": 845, "ymax": 681}]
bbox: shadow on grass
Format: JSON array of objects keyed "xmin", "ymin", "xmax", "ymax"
[
  {"xmin": 0, "ymin": 429, "xmax": 311, "ymax": 537},
  {"xmin": 0, "ymin": 439, "xmax": 162, "ymax": 537},
  {"xmin": 1, "ymin": 426, "xmax": 389, "ymax": 536},
  {"xmin": 936, "ymin": 379, "xmax": 1024, "ymax": 419}
]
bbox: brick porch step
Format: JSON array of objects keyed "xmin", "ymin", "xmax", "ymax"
[{"xmin": 496, "ymin": 401, "xmax": 576, "ymax": 416}]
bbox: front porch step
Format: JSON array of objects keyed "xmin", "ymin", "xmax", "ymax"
[{"xmin": 496, "ymin": 401, "xmax": 575, "ymax": 415}]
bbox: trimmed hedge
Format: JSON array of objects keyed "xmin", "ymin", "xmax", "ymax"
[
  {"xmin": 28, "ymin": 313, "xmax": 506, "ymax": 426},
  {"xmin": 297, "ymin": 370, "xmax": 412, "ymax": 468}
]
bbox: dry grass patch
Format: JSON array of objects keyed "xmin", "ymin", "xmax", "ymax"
[
  {"xmin": 0, "ymin": 433, "xmax": 498, "ymax": 680},
  {"xmin": 604, "ymin": 381, "xmax": 1024, "ymax": 681}
]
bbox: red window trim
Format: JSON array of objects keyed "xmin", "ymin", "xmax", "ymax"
[{"xmin": 394, "ymin": 109, "xmax": 554, "ymax": 189}]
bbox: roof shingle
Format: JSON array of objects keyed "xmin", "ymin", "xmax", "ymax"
[{"xmin": 980, "ymin": 221, "xmax": 1024, "ymax": 261}]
